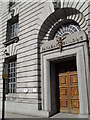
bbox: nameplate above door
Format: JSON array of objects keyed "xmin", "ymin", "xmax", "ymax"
[{"xmin": 41, "ymin": 31, "xmax": 87, "ymax": 53}]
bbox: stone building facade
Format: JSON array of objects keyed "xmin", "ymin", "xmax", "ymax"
[{"xmin": 0, "ymin": 0, "xmax": 90, "ymax": 118}]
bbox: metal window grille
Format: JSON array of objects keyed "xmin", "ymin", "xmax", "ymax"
[{"xmin": 8, "ymin": 61, "xmax": 16, "ymax": 93}]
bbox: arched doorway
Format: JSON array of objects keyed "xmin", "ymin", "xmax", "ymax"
[{"xmin": 38, "ymin": 7, "xmax": 90, "ymax": 116}]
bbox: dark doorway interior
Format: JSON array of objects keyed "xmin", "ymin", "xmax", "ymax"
[{"xmin": 50, "ymin": 56, "xmax": 77, "ymax": 116}]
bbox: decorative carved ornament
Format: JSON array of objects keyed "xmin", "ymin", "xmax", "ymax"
[
  {"xmin": 41, "ymin": 24, "xmax": 87, "ymax": 53},
  {"xmin": 55, "ymin": 24, "xmax": 80, "ymax": 52},
  {"xmin": 56, "ymin": 36, "xmax": 66, "ymax": 52}
]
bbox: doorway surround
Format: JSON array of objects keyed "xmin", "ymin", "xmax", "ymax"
[{"xmin": 40, "ymin": 31, "xmax": 90, "ymax": 116}]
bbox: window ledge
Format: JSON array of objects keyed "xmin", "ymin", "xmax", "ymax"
[
  {"xmin": 4, "ymin": 37, "xmax": 19, "ymax": 47},
  {"xmin": 6, "ymin": 93, "xmax": 17, "ymax": 101}
]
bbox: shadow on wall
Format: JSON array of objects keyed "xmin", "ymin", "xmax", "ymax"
[{"xmin": 38, "ymin": 7, "xmax": 87, "ymax": 43}]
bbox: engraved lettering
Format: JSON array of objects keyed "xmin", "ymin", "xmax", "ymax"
[
  {"xmin": 80, "ymin": 36, "xmax": 83, "ymax": 40},
  {"xmin": 76, "ymin": 38, "xmax": 79, "ymax": 42},
  {"xmin": 42, "ymin": 33, "xmax": 85, "ymax": 52},
  {"xmin": 72, "ymin": 39, "xmax": 75, "ymax": 42},
  {"xmin": 51, "ymin": 45, "xmax": 53, "ymax": 48}
]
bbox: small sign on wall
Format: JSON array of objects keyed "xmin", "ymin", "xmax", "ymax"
[
  {"xmin": 33, "ymin": 88, "xmax": 37, "ymax": 93},
  {"xmin": 2, "ymin": 62, "xmax": 8, "ymax": 79},
  {"xmin": 23, "ymin": 88, "xmax": 28, "ymax": 93}
]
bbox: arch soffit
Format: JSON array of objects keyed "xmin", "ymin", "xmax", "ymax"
[{"xmin": 38, "ymin": 2, "xmax": 88, "ymax": 43}]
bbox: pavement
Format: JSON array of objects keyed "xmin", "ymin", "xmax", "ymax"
[
  {"xmin": 51, "ymin": 113, "xmax": 89, "ymax": 118},
  {"xmin": 0, "ymin": 111, "xmax": 40, "ymax": 119},
  {"xmin": 0, "ymin": 111, "xmax": 89, "ymax": 119}
]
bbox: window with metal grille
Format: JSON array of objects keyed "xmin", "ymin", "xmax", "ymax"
[
  {"xmin": 11, "ymin": 22, "xmax": 18, "ymax": 39},
  {"xmin": 5, "ymin": 14, "xmax": 19, "ymax": 46},
  {"xmin": 8, "ymin": 58, "xmax": 16, "ymax": 93}
]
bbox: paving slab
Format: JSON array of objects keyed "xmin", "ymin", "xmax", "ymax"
[
  {"xmin": 51, "ymin": 113, "xmax": 89, "ymax": 118},
  {"xmin": 0, "ymin": 111, "xmax": 90, "ymax": 119},
  {"xmin": 0, "ymin": 112, "xmax": 40, "ymax": 119}
]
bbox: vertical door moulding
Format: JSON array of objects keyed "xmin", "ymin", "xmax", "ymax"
[
  {"xmin": 76, "ymin": 46, "xmax": 88, "ymax": 114},
  {"xmin": 43, "ymin": 59, "xmax": 51, "ymax": 111}
]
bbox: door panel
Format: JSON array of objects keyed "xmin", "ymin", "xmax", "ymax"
[
  {"xmin": 59, "ymin": 73, "xmax": 69, "ymax": 113},
  {"xmin": 59, "ymin": 71, "xmax": 79, "ymax": 114},
  {"xmin": 70, "ymin": 99, "xmax": 79, "ymax": 113},
  {"xmin": 70, "ymin": 72, "xmax": 79, "ymax": 113}
]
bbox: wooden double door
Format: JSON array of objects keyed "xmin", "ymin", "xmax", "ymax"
[{"xmin": 58, "ymin": 71, "xmax": 79, "ymax": 114}]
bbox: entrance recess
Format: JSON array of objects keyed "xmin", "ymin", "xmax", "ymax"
[
  {"xmin": 41, "ymin": 31, "xmax": 89, "ymax": 115},
  {"xmin": 59, "ymin": 71, "xmax": 79, "ymax": 114}
]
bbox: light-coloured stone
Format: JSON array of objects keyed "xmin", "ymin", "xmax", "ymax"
[{"xmin": 0, "ymin": 0, "xmax": 90, "ymax": 118}]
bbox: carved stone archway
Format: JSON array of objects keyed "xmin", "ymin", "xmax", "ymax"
[{"xmin": 38, "ymin": 7, "xmax": 87, "ymax": 44}]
